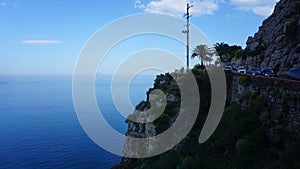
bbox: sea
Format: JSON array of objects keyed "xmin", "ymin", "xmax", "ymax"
[{"xmin": 0, "ymin": 74, "xmax": 155, "ymax": 169}]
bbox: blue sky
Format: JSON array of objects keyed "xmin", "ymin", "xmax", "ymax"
[{"xmin": 1, "ymin": 0, "xmax": 279, "ymax": 75}]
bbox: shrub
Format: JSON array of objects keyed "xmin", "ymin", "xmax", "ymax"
[
  {"xmin": 235, "ymin": 139, "xmax": 251, "ymax": 154},
  {"xmin": 237, "ymin": 75, "xmax": 251, "ymax": 87},
  {"xmin": 251, "ymin": 91, "xmax": 259, "ymax": 98},
  {"xmin": 251, "ymin": 95, "xmax": 265, "ymax": 112},
  {"xmin": 239, "ymin": 91, "xmax": 251, "ymax": 100},
  {"xmin": 283, "ymin": 142, "xmax": 300, "ymax": 169}
]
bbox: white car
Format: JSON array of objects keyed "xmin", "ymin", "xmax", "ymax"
[
  {"xmin": 238, "ymin": 66, "xmax": 246, "ymax": 73},
  {"xmin": 223, "ymin": 66, "xmax": 232, "ymax": 71}
]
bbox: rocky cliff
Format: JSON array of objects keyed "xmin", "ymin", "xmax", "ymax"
[
  {"xmin": 231, "ymin": 0, "xmax": 300, "ymax": 74},
  {"xmin": 114, "ymin": 70, "xmax": 300, "ymax": 169}
]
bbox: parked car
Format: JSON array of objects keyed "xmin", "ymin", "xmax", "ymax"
[
  {"xmin": 261, "ymin": 69, "xmax": 275, "ymax": 77},
  {"xmin": 288, "ymin": 68, "xmax": 300, "ymax": 80},
  {"xmin": 237, "ymin": 66, "xmax": 246, "ymax": 73},
  {"xmin": 223, "ymin": 66, "xmax": 232, "ymax": 71},
  {"xmin": 232, "ymin": 65, "xmax": 239, "ymax": 71},
  {"xmin": 247, "ymin": 67, "xmax": 262, "ymax": 75}
]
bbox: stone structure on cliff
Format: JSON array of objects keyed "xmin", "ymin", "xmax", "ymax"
[{"xmin": 231, "ymin": 0, "xmax": 300, "ymax": 74}]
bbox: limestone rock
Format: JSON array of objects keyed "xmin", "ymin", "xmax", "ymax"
[{"xmin": 236, "ymin": 0, "xmax": 300, "ymax": 75}]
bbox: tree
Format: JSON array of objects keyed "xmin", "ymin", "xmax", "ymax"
[
  {"xmin": 214, "ymin": 42, "xmax": 229, "ymax": 57},
  {"xmin": 234, "ymin": 49, "xmax": 243, "ymax": 58},
  {"xmin": 192, "ymin": 44, "xmax": 213, "ymax": 68},
  {"xmin": 214, "ymin": 42, "xmax": 243, "ymax": 62}
]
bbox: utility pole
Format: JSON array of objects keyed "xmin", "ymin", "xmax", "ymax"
[{"xmin": 183, "ymin": 3, "xmax": 193, "ymax": 70}]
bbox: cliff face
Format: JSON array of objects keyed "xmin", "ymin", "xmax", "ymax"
[
  {"xmin": 114, "ymin": 71, "xmax": 300, "ymax": 169},
  {"xmin": 229, "ymin": 74, "xmax": 300, "ymax": 134},
  {"xmin": 232, "ymin": 0, "xmax": 300, "ymax": 74}
]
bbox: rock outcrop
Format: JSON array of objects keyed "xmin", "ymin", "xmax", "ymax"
[{"xmin": 232, "ymin": 0, "xmax": 300, "ymax": 74}]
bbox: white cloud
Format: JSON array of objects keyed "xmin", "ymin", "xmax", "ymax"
[
  {"xmin": 191, "ymin": 0, "xmax": 219, "ymax": 15},
  {"xmin": 252, "ymin": 6, "xmax": 275, "ymax": 16},
  {"xmin": 230, "ymin": 0, "xmax": 279, "ymax": 16},
  {"xmin": 135, "ymin": 0, "xmax": 220, "ymax": 16},
  {"xmin": 21, "ymin": 40, "xmax": 62, "ymax": 45},
  {"xmin": 0, "ymin": 2, "xmax": 18, "ymax": 8},
  {"xmin": 0, "ymin": 2, "xmax": 6, "ymax": 7},
  {"xmin": 134, "ymin": 0, "xmax": 279, "ymax": 17},
  {"xmin": 135, "ymin": 0, "xmax": 145, "ymax": 9}
]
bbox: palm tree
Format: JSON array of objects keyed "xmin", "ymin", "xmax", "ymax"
[
  {"xmin": 214, "ymin": 42, "xmax": 229, "ymax": 57},
  {"xmin": 208, "ymin": 48, "xmax": 217, "ymax": 65},
  {"xmin": 192, "ymin": 44, "xmax": 213, "ymax": 67},
  {"xmin": 214, "ymin": 42, "xmax": 243, "ymax": 62}
]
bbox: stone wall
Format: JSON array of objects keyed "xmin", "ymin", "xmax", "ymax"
[{"xmin": 229, "ymin": 73, "xmax": 300, "ymax": 134}]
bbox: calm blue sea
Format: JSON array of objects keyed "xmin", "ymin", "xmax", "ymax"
[{"xmin": 0, "ymin": 75, "xmax": 155, "ymax": 169}]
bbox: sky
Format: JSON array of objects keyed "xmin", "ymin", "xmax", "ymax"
[{"xmin": 0, "ymin": 0, "xmax": 279, "ymax": 75}]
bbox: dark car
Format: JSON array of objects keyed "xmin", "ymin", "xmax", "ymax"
[
  {"xmin": 232, "ymin": 65, "xmax": 239, "ymax": 71},
  {"xmin": 261, "ymin": 69, "xmax": 275, "ymax": 77},
  {"xmin": 288, "ymin": 68, "xmax": 300, "ymax": 80},
  {"xmin": 247, "ymin": 67, "xmax": 261, "ymax": 75}
]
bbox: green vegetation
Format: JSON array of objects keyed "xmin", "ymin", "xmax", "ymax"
[
  {"xmin": 269, "ymin": 88, "xmax": 281, "ymax": 98},
  {"xmin": 237, "ymin": 75, "xmax": 252, "ymax": 87},
  {"xmin": 214, "ymin": 42, "xmax": 243, "ymax": 62},
  {"xmin": 190, "ymin": 42, "xmax": 245, "ymax": 67},
  {"xmin": 113, "ymin": 65, "xmax": 300, "ymax": 169},
  {"xmin": 191, "ymin": 44, "xmax": 214, "ymax": 67},
  {"xmin": 234, "ymin": 48, "xmax": 244, "ymax": 58}
]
